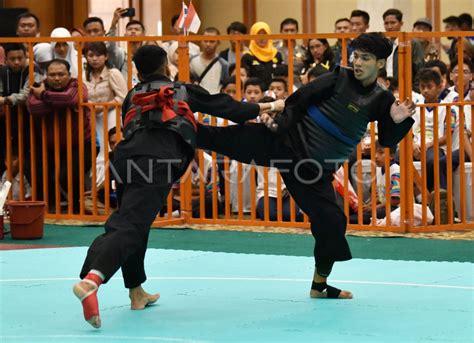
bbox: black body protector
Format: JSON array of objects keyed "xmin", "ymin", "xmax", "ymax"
[
  {"xmin": 295, "ymin": 67, "xmax": 387, "ymax": 170},
  {"xmin": 123, "ymin": 80, "xmax": 197, "ymax": 149}
]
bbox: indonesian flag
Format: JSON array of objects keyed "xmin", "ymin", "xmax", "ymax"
[
  {"xmin": 177, "ymin": 2, "xmax": 187, "ymax": 29},
  {"xmin": 183, "ymin": 1, "xmax": 201, "ymax": 34}
]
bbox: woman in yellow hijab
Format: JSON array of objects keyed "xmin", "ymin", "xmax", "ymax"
[{"xmin": 242, "ymin": 21, "xmax": 283, "ymax": 90}]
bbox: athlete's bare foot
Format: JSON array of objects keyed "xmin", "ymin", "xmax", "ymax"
[
  {"xmin": 129, "ymin": 286, "xmax": 160, "ymax": 310},
  {"xmin": 73, "ymin": 280, "xmax": 101, "ymax": 328},
  {"xmin": 310, "ymin": 288, "xmax": 353, "ymax": 299}
]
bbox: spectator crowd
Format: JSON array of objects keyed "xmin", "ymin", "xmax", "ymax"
[{"xmin": 0, "ymin": 7, "xmax": 473, "ymax": 225}]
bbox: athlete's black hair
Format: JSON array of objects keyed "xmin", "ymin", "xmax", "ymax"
[{"xmin": 351, "ymin": 32, "xmax": 393, "ymax": 60}]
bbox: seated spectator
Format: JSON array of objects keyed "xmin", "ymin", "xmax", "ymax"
[
  {"xmin": 275, "ymin": 18, "xmax": 305, "ymax": 87},
  {"xmin": 85, "ymin": 127, "xmax": 122, "ymax": 214},
  {"xmin": 27, "ymin": 59, "xmax": 92, "ymax": 213},
  {"xmin": 349, "ymin": 141, "xmax": 400, "ymax": 224},
  {"xmin": 190, "ymin": 27, "xmax": 229, "ymax": 94},
  {"xmin": 241, "ymin": 22, "xmax": 283, "ymax": 90},
  {"xmin": 301, "ymin": 38, "xmax": 334, "ymax": 80},
  {"xmin": 221, "ymin": 76, "xmax": 237, "ymax": 100},
  {"xmin": 423, "ymin": 60, "xmax": 457, "ymax": 101},
  {"xmin": 305, "ymin": 64, "xmax": 330, "ymax": 84},
  {"xmin": 50, "ymin": 27, "xmax": 79, "ymax": 78},
  {"xmin": 83, "ymin": 13, "xmax": 125, "ymax": 73},
  {"xmin": 229, "ymin": 63, "xmax": 249, "ymax": 86},
  {"xmin": 219, "ymin": 21, "xmax": 248, "ymax": 65},
  {"xmin": 256, "ymin": 95, "xmax": 303, "ymax": 222},
  {"xmin": 439, "ymin": 59, "xmax": 473, "ymax": 191},
  {"xmin": 267, "ymin": 78, "xmax": 288, "ymax": 100},
  {"xmin": 412, "ymin": 69, "xmax": 458, "ymax": 192},
  {"xmin": 1, "ymin": 148, "xmax": 32, "ymax": 201}
]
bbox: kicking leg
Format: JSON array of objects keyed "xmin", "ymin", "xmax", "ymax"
[{"xmin": 197, "ymin": 123, "xmax": 279, "ymax": 166}]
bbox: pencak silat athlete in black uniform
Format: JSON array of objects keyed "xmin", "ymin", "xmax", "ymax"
[
  {"xmin": 197, "ymin": 33, "xmax": 416, "ymax": 300},
  {"xmin": 72, "ymin": 45, "xmax": 283, "ymax": 329}
]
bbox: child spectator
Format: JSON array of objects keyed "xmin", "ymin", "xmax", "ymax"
[
  {"xmin": 221, "ymin": 76, "xmax": 237, "ymax": 100},
  {"xmin": 229, "ymin": 63, "xmax": 249, "ymax": 86},
  {"xmin": 349, "ymin": 141, "xmax": 400, "ymax": 224},
  {"xmin": 267, "ymin": 77, "xmax": 288, "ymax": 100},
  {"xmin": 1, "ymin": 149, "xmax": 31, "ymax": 201},
  {"xmin": 413, "ymin": 68, "xmax": 458, "ymax": 192},
  {"xmin": 256, "ymin": 96, "xmax": 303, "ymax": 222},
  {"xmin": 243, "ymin": 77, "xmax": 264, "ymax": 103}
]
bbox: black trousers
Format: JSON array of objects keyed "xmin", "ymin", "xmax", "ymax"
[
  {"xmin": 197, "ymin": 123, "xmax": 352, "ymax": 270},
  {"xmin": 80, "ymin": 152, "xmax": 190, "ymax": 288}
]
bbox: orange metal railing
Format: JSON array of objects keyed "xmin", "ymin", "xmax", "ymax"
[{"xmin": 0, "ymin": 32, "xmax": 472, "ymax": 232}]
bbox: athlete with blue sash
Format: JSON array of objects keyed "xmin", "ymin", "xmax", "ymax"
[{"xmin": 197, "ymin": 33, "xmax": 416, "ymax": 299}]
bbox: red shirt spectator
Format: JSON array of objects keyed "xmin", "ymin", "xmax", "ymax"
[{"xmin": 27, "ymin": 59, "xmax": 91, "ymax": 149}]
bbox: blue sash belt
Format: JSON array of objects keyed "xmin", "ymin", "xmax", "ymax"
[{"xmin": 307, "ymin": 105, "xmax": 359, "ymax": 146}]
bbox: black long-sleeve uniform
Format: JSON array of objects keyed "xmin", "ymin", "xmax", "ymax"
[
  {"xmin": 80, "ymin": 74, "xmax": 260, "ymax": 288},
  {"xmin": 197, "ymin": 67, "xmax": 414, "ymax": 273}
]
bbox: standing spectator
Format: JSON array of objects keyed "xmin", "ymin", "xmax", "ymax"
[
  {"xmin": 383, "ymin": 8, "xmax": 424, "ymax": 82},
  {"xmin": 274, "ymin": 18, "xmax": 305, "ymax": 86},
  {"xmin": 0, "ymin": 43, "xmax": 41, "ymax": 176},
  {"xmin": 84, "ymin": 42, "xmax": 127, "ymax": 187},
  {"xmin": 162, "ymin": 14, "xmax": 200, "ymax": 57},
  {"xmin": 16, "ymin": 12, "xmax": 40, "ymax": 38},
  {"xmin": 50, "ymin": 27, "xmax": 79, "ymax": 78},
  {"xmin": 33, "ymin": 43, "xmax": 53, "ymax": 78},
  {"xmin": 190, "ymin": 27, "xmax": 229, "ymax": 95},
  {"xmin": 124, "ymin": 19, "xmax": 147, "ymax": 85},
  {"xmin": 458, "ymin": 13, "xmax": 474, "ymax": 44},
  {"xmin": 83, "ymin": 14, "xmax": 125, "ymax": 73},
  {"xmin": 350, "ymin": 10, "xmax": 370, "ymax": 33},
  {"xmin": 331, "ymin": 18, "xmax": 352, "ymax": 66},
  {"xmin": 219, "ymin": 21, "xmax": 248, "ymax": 65},
  {"xmin": 70, "ymin": 27, "xmax": 86, "ymax": 52},
  {"xmin": 27, "ymin": 59, "xmax": 92, "ymax": 213},
  {"xmin": 125, "ymin": 20, "xmax": 146, "ymax": 55},
  {"xmin": 241, "ymin": 22, "xmax": 283, "ymax": 90},
  {"xmin": 442, "ymin": 16, "xmax": 461, "ymax": 63},
  {"xmin": 412, "ymin": 17, "xmax": 439, "ymax": 62}
]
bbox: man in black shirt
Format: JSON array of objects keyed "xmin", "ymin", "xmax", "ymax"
[
  {"xmin": 198, "ymin": 33, "xmax": 416, "ymax": 300},
  {"xmin": 73, "ymin": 45, "xmax": 282, "ymax": 329}
]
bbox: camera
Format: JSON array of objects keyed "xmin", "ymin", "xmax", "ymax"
[{"xmin": 121, "ymin": 8, "xmax": 135, "ymax": 17}]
